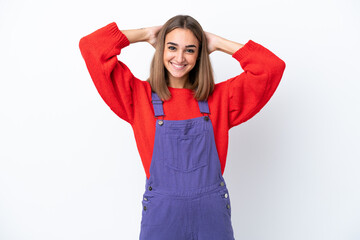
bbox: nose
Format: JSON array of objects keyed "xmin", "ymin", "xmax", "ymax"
[{"xmin": 175, "ymin": 51, "xmax": 185, "ymax": 63}]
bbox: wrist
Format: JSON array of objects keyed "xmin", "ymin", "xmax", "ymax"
[
  {"xmin": 217, "ymin": 37, "xmax": 244, "ymax": 55},
  {"xmin": 214, "ymin": 35, "xmax": 224, "ymax": 52},
  {"xmin": 141, "ymin": 27, "xmax": 151, "ymax": 42},
  {"xmin": 122, "ymin": 28, "xmax": 149, "ymax": 44}
]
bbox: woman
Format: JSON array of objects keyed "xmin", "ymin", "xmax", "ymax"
[{"xmin": 79, "ymin": 15, "xmax": 285, "ymax": 240}]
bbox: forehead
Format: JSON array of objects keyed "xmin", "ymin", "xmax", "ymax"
[{"xmin": 165, "ymin": 28, "xmax": 199, "ymax": 46}]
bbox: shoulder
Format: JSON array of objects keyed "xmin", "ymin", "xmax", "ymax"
[
  {"xmin": 132, "ymin": 78, "xmax": 153, "ymax": 99},
  {"xmin": 208, "ymin": 81, "xmax": 228, "ymax": 103},
  {"xmin": 213, "ymin": 81, "xmax": 228, "ymax": 96}
]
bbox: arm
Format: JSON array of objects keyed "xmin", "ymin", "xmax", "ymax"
[
  {"xmin": 122, "ymin": 25, "xmax": 162, "ymax": 46},
  {"xmin": 79, "ymin": 23, "xmax": 161, "ymax": 123},
  {"xmin": 205, "ymin": 32, "xmax": 244, "ymax": 55},
  {"xmin": 229, "ymin": 40, "xmax": 285, "ymax": 128},
  {"xmin": 205, "ymin": 32, "xmax": 286, "ymax": 128}
]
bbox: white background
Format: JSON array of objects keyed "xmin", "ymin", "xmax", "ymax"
[{"xmin": 1, "ymin": 0, "xmax": 359, "ymax": 239}]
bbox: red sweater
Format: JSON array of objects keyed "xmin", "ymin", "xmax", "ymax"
[{"xmin": 79, "ymin": 22, "xmax": 286, "ymax": 179}]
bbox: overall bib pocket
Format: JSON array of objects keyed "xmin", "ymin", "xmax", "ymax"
[{"xmin": 162, "ymin": 130, "xmax": 210, "ymax": 172}]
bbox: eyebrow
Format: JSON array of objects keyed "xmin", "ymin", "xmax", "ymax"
[{"xmin": 167, "ymin": 42, "xmax": 197, "ymax": 48}]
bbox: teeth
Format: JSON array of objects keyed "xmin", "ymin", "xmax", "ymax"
[{"xmin": 171, "ymin": 63, "xmax": 186, "ymax": 69}]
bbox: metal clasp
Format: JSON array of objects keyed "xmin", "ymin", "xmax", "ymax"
[
  {"xmin": 155, "ymin": 115, "xmax": 165, "ymax": 126},
  {"xmin": 202, "ymin": 113, "xmax": 210, "ymax": 121}
]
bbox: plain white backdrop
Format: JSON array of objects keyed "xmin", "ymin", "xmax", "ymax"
[{"xmin": 1, "ymin": 0, "xmax": 359, "ymax": 239}]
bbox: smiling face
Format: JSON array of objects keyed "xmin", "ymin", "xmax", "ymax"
[{"xmin": 163, "ymin": 28, "xmax": 200, "ymax": 88}]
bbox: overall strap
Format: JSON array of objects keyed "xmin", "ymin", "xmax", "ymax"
[
  {"xmin": 151, "ymin": 91, "xmax": 164, "ymax": 117},
  {"xmin": 198, "ymin": 101, "xmax": 210, "ymax": 114},
  {"xmin": 151, "ymin": 91, "xmax": 210, "ymax": 116}
]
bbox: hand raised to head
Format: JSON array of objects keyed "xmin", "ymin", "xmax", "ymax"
[
  {"xmin": 204, "ymin": 31, "xmax": 219, "ymax": 54},
  {"xmin": 146, "ymin": 25, "xmax": 163, "ymax": 48}
]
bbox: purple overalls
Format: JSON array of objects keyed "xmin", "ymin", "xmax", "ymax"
[{"xmin": 139, "ymin": 91, "xmax": 235, "ymax": 240}]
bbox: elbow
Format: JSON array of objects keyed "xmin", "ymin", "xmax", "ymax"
[
  {"xmin": 78, "ymin": 36, "xmax": 96, "ymax": 62},
  {"xmin": 272, "ymin": 58, "xmax": 286, "ymax": 79},
  {"xmin": 275, "ymin": 57, "xmax": 286, "ymax": 75},
  {"xmin": 79, "ymin": 36, "xmax": 92, "ymax": 56},
  {"xmin": 279, "ymin": 58, "xmax": 286, "ymax": 74},
  {"xmin": 79, "ymin": 36, "xmax": 87, "ymax": 53},
  {"xmin": 264, "ymin": 58, "xmax": 286, "ymax": 86}
]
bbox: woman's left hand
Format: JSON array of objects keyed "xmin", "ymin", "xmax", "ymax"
[{"xmin": 205, "ymin": 31, "xmax": 219, "ymax": 54}]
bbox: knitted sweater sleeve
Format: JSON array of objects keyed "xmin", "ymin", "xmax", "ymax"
[
  {"xmin": 227, "ymin": 40, "xmax": 286, "ymax": 128},
  {"xmin": 79, "ymin": 22, "xmax": 134, "ymax": 124}
]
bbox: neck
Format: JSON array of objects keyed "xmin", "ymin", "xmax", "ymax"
[{"xmin": 168, "ymin": 75, "xmax": 189, "ymax": 89}]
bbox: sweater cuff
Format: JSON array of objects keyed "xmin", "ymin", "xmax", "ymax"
[
  {"xmin": 232, "ymin": 40, "xmax": 258, "ymax": 61},
  {"xmin": 106, "ymin": 22, "xmax": 130, "ymax": 49}
]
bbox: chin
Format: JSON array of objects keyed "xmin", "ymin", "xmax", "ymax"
[{"xmin": 171, "ymin": 73, "xmax": 187, "ymax": 78}]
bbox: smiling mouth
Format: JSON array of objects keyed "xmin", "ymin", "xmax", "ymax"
[{"xmin": 171, "ymin": 62, "xmax": 187, "ymax": 70}]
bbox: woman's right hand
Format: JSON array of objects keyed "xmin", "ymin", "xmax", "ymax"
[
  {"xmin": 205, "ymin": 31, "xmax": 244, "ymax": 55},
  {"xmin": 122, "ymin": 25, "xmax": 162, "ymax": 46},
  {"xmin": 146, "ymin": 25, "xmax": 163, "ymax": 48}
]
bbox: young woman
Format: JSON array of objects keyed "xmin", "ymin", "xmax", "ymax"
[{"xmin": 79, "ymin": 15, "xmax": 285, "ymax": 240}]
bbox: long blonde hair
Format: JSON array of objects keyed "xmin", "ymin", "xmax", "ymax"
[{"xmin": 147, "ymin": 15, "xmax": 214, "ymax": 101}]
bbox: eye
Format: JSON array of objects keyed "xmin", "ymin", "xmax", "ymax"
[
  {"xmin": 168, "ymin": 46, "xmax": 176, "ymax": 51},
  {"xmin": 186, "ymin": 49, "xmax": 195, "ymax": 53}
]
